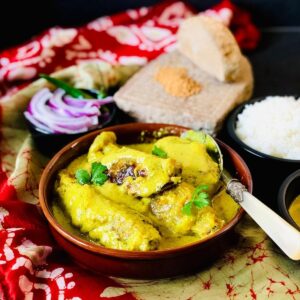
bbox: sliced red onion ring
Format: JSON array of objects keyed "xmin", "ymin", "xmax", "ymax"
[
  {"xmin": 24, "ymin": 111, "xmax": 52, "ymax": 133},
  {"xmin": 24, "ymin": 87, "xmax": 113, "ymax": 134},
  {"xmin": 64, "ymin": 96, "xmax": 114, "ymax": 108},
  {"xmin": 31, "ymin": 96, "xmax": 92, "ymax": 125},
  {"xmin": 49, "ymin": 89, "xmax": 100, "ymax": 117}
]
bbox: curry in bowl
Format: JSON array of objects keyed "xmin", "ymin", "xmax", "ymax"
[{"xmin": 53, "ymin": 129, "xmax": 240, "ymax": 251}]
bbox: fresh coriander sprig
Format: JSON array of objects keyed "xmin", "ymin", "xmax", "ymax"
[
  {"xmin": 75, "ymin": 162, "xmax": 108, "ymax": 185},
  {"xmin": 152, "ymin": 145, "xmax": 168, "ymax": 158},
  {"xmin": 75, "ymin": 169, "xmax": 91, "ymax": 185},
  {"xmin": 91, "ymin": 162, "xmax": 108, "ymax": 185},
  {"xmin": 182, "ymin": 184, "xmax": 211, "ymax": 215}
]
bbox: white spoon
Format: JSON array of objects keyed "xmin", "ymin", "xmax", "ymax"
[
  {"xmin": 223, "ymin": 170, "xmax": 300, "ymax": 260},
  {"xmin": 182, "ymin": 130, "xmax": 300, "ymax": 260}
]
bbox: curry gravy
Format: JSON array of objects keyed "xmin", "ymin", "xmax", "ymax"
[{"xmin": 53, "ymin": 132, "xmax": 240, "ymax": 251}]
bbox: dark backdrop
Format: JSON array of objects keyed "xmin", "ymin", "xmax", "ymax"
[{"xmin": 1, "ymin": 0, "xmax": 300, "ymax": 50}]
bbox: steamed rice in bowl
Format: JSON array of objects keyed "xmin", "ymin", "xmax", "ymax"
[
  {"xmin": 235, "ymin": 96, "xmax": 300, "ymax": 160},
  {"xmin": 226, "ymin": 95, "xmax": 300, "ymax": 211}
]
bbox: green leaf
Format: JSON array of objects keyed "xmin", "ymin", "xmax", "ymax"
[
  {"xmin": 94, "ymin": 89, "xmax": 107, "ymax": 99},
  {"xmin": 182, "ymin": 201, "xmax": 193, "ymax": 215},
  {"xmin": 75, "ymin": 169, "xmax": 91, "ymax": 185},
  {"xmin": 91, "ymin": 162, "xmax": 107, "ymax": 175},
  {"xmin": 182, "ymin": 184, "xmax": 211, "ymax": 215},
  {"xmin": 199, "ymin": 193, "xmax": 209, "ymax": 200},
  {"xmin": 192, "ymin": 184, "xmax": 211, "ymax": 208},
  {"xmin": 194, "ymin": 184, "xmax": 209, "ymax": 194},
  {"xmin": 152, "ymin": 145, "xmax": 168, "ymax": 158},
  {"xmin": 193, "ymin": 196, "xmax": 210, "ymax": 208},
  {"xmin": 92, "ymin": 173, "xmax": 108, "ymax": 185},
  {"xmin": 39, "ymin": 73, "xmax": 93, "ymax": 99},
  {"xmin": 91, "ymin": 162, "xmax": 108, "ymax": 185},
  {"xmin": 83, "ymin": 88, "xmax": 107, "ymax": 99}
]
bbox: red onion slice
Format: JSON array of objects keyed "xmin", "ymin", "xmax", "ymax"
[
  {"xmin": 24, "ymin": 111, "xmax": 52, "ymax": 133},
  {"xmin": 24, "ymin": 87, "xmax": 113, "ymax": 134},
  {"xmin": 64, "ymin": 96, "xmax": 114, "ymax": 108},
  {"xmin": 49, "ymin": 89, "xmax": 100, "ymax": 117},
  {"xmin": 25, "ymin": 111, "xmax": 88, "ymax": 134}
]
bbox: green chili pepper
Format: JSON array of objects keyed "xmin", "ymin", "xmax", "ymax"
[
  {"xmin": 39, "ymin": 73, "xmax": 93, "ymax": 99},
  {"xmin": 83, "ymin": 88, "xmax": 107, "ymax": 99}
]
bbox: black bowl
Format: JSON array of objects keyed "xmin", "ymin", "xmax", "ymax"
[
  {"xmin": 278, "ymin": 169, "xmax": 300, "ymax": 231},
  {"xmin": 225, "ymin": 96, "xmax": 300, "ymax": 212},
  {"xmin": 27, "ymin": 102, "xmax": 117, "ymax": 157}
]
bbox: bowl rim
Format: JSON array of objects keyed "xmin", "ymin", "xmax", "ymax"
[
  {"xmin": 277, "ymin": 169, "xmax": 300, "ymax": 231},
  {"xmin": 39, "ymin": 122, "xmax": 252, "ymax": 259},
  {"xmin": 226, "ymin": 95, "xmax": 300, "ymax": 163}
]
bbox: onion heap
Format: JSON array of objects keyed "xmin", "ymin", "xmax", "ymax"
[{"xmin": 24, "ymin": 88, "xmax": 113, "ymax": 134}]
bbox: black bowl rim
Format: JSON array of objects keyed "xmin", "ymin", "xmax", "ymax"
[
  {"xmin": 277, "ymin": 169, "xmax": 300, "ymax": 231},
  {"xmin": 226, "ymin": 95, "xmax": 300, "ymax": 163}
]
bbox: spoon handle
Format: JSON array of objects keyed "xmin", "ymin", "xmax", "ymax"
[
  {"xmin": 227, "ymin": 179, "xmax": 300, "ymax": 260},
  {"xmin": 242, "ymin": 191, "xmax": 300, "ymax": 260}
]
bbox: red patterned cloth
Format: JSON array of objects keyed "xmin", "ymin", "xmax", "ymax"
[
  {"xmin": 0, "ymin": 1, "xmax": 264, "ymax": 299},
  {"xmin": 0, "ymin": 0, "xmax": 259, "ymax": 98}
]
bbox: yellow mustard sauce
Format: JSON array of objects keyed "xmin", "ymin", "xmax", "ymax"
[
  {"xmin": 289, "ymin": 195, "xmax": 300, "ymax": 227},
  {"xmin": 53, "ymin": 132, "xmax": 240, "ymax": 251}
]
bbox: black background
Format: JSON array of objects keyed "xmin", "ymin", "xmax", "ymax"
[{"xmin": 1, "ymin": 0, "xmax": 300, "ymax": 50}]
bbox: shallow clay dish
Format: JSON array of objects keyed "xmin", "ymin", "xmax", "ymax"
[{"xmin": 39, "ymin": 123, "xmax": 252, "ymax": 279}]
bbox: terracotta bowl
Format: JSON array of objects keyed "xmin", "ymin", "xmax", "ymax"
[{"xmin": 39, "ymin": 123, "xmax": 252, "ymax": 279}]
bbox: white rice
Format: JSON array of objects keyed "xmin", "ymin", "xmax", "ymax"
[{"xmin": 235, "ymin": 96, "xmax": 300, "ymax": 160}]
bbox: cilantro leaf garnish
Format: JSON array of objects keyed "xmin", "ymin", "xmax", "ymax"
[
  {"xmin": 92, "ymin": 173, "xmax": 108, "ymax": 185},
  {"xmin": 152, "ymin": 145, "xmax": 168, "ymax": 158},
  {"xmin": 91, "ymin": 162, "xmax": 108, "ymax": 185},
  {"xmin": 75, "ymin": 169, "xmax": 91, "ymax": 185},
  {"xmin": 76, "ymin": 162, "xmax": 108, "ymax": 186},
  {"xmin": 182, "ymin": 201, "xmax": 193, "ymax": 215},
  {"xmin": 193, "ymin": 195, "xmax": 210, "ymax": 208},
  {"xmin": 182, "ymin": 184, "xmax": 211, "ymax": 215}
]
